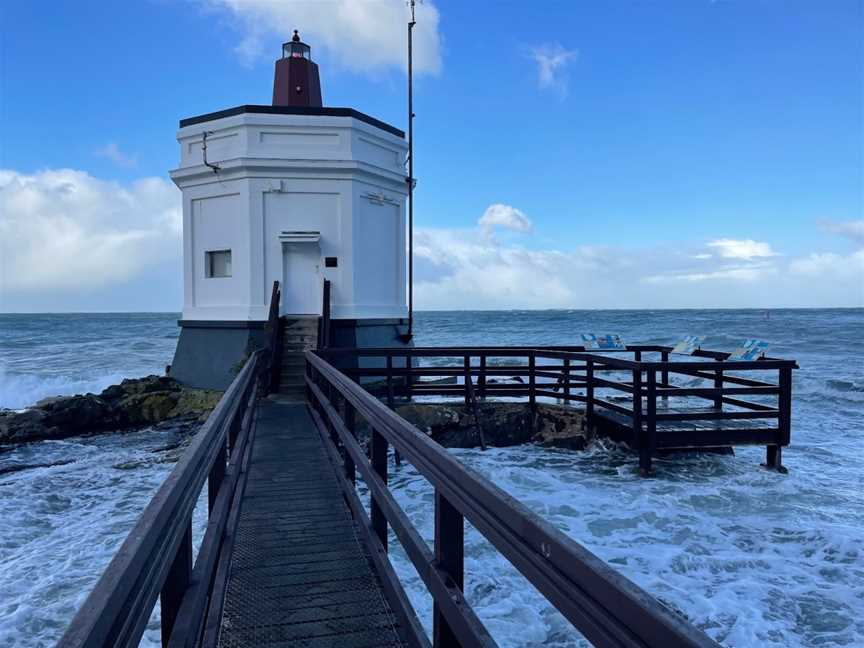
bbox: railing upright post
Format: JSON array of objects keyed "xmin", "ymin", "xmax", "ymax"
[
  {"xmin": 479, "ymin": 353, "xmax": 486, "ymax": 399},
  {"xmin": 386, "ymin": 354, "xmax": 395, "ymax": 409},
  {"xmin": 528, "ymin": 351, "xmax": 536, "ymax": 411},
  {"xmin": 714, "ymin": 358, "xmax": 723, "ymax": 410},
  {"xmin": 633, "ymin": 367, "xmax": 649, "ymax": 476},
  {"xmin": 645, "ymin": 369, "xmax": 657, "ymax": 478},
  {"xmin": 767, "ymin": 365, "xmax": 792, "ymax": 472},
  {"xmin": 585, "ymin": 358, "xmax": 594, "ymax": 432},
  {"xmin": 463, "ymin": 355, "xmax": 470, "ymax": 406},
  {"xmin": 208, "ymin": 436, "xmax": 227, "ymax": 512},
  {"xmin": 371, "ymin": 429, "xmax": 388, "ymax": 550},
  {"xmin": 433, "ymin": 490, "xmax": 464, "ymax": 648},
  {"xmin": 406, "ymin": 352, "xmax": 414, "ymax": 401},
  {"xmin": 661, "ymin": 350, "xmax": 670, "ymax": 401},
  {"xmin": 160, "ymin": 523, "xmax": 193, "ymax": 646},
  {"xmin": 344, "ymin": 402, "xmax": 357, "ymax": 484},
  {"xmin": 563, "ymin": 356, "xmax": 571, "ymax": 403}
]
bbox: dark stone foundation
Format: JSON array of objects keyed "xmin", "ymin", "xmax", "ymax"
[
  {"xmin": 170, "ymin": 317, "xmax": 413, "ymax": 390},
  {"xmin": 169, "ymin": 320, "xmax": 269, "ymax": 390}
]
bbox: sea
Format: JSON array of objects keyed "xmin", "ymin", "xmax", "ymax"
[{"xmin": 0, "ymin": 310, "xmax": 862, "ymax": 647}]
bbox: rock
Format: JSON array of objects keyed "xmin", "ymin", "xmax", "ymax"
[
  {"xmin": 532, "ymin": 404, "xmax": 587, "ymax": 450},
  {"xmin": 0, "ymin": 375, "xmax": 224, "ymax": 446},
  {"xmin": 394, "ymin": 402, "xmax": 587, "ymax": 450}
]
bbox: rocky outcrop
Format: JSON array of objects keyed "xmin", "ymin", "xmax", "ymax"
[
  {"xmin": 0, "ymin": 376, "xmax": 223, "ymax": 445},
  {"xmin": 394, "ymin": 402, "xmax": 587, "ymax": 450}
]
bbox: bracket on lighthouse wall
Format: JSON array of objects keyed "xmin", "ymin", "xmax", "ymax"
[
  {"xmin": 361, "ymin": 190, "xmax": 399, "ymax": 206},
  {"xmin": 265, "ymin": 180, "xmax": 290, "ymax": 194}
]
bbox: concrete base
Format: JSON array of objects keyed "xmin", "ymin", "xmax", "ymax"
[
  {"xmin": 169, "ymin": 317, "xmax": 413, "ymax": 390},
  {"xmin": 169, "ymin": 320, "xmax": 269, "ymax": 390},
  {"xmin": 328, "ymin": 318, "xmax": 413, "ymax": 371}
]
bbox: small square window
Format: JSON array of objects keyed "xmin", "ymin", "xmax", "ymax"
[
  {"xmin": 325, "ymin": 256, "xmax": 338, "ymax": 268},
  {"xmin": 206, "ymin": 250, "xmax": 232, "ymax": 278}
]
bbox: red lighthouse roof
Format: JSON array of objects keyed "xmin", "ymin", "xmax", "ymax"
[{"xmin": 273, "ymin": 30, "xmax": 322, "ymax": 108}]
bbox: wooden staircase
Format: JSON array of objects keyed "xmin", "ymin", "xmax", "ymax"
[{"xmin": 277, "ymin": 317, "xmax": 318, "ymax": 399}]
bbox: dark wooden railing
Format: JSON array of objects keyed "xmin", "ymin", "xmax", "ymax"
[
  {"xmin": 59, "ymin": 350, "xmax": 269, "ymax": 648},
  {"xmin": 317, "ymin": 279, "xmax": 331, "ymax": 350},
  {"xmin": 266, "ymin": 280, "xmax": 282, "ymax": 393},
  {"xmin": 305, "ymin": 350, "xmax": 722, "ymax": 648},
  {"xmin": 317, "ymin": 345, "xmax": 797, "ymax": 474}
]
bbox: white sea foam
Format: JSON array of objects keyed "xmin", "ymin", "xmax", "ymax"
[
  {"xmin": 1, "ymin": 310, "xmax": 862, "ymax": 646},
  {"xmin": 0, "ymin": 366, "xmax": 137, "ymax": 410}
]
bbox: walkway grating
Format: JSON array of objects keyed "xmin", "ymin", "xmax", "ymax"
[{"xmin": 217, "ymin": 400, "xmax": 407, "ymax": 648}]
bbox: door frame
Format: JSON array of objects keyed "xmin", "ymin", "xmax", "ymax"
[{"xmin": 278, "ymin": 231, "xmax": 322, "ymax": 316}]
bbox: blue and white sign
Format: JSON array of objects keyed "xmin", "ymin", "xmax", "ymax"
[
  {"xmin": 729, "ymin": 339, "xmax": 770, "ymax": 361},
  {"xmin": 672, "ymin": 335, "xmax": 706, "ymax": 355},
  {"xmin": 581, "ymin": 334, "xmax": 626, "ymax": 351}
]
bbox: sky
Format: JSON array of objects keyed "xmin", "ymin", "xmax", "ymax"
[{"xmin": 1, "ymin": 0, "xmax": 862, "ymax": 312}]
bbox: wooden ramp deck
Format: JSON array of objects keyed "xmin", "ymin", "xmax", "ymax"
[{"xmin": 215, "ymin": 400, "xmax": 407, "ymax": 648}]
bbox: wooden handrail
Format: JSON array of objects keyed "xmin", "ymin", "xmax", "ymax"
[
  {"xmin": 305, "ymin": 351, "xmax": 721, "ymax": 648},
  {"xmin": 267, "ymin": 280, "xmax": 282, "ymax": 393},
  {"xmin": 317, "ymin": 279, "xmax": 331, "ymax": 350},
  {"xmin": 59, "ymin": 350, "xmax": 269, "ymax": 648}
]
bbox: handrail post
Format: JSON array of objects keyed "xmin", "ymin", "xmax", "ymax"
[
  {"xmin": 767, "ymin": 366, "xmax": 792, "ymax": 473},
  {"xmin": 160, "ymin": 524, "xmax": 192, "ymax": 645},
  {"xmin": 661, "ymin": 350, "xmax": 669, "ymax": 401},
  {"xmin": 714, "ymin": 359, "xmax": 723, "ymax": 410},
  {"xmin": 344, "ymin": 401, "xmax": 357, "ymax": 484},
  {"xmin": 463, "ymin": 355, "xmax": 470, "ymax": 406},
  {"xmin": 406, "ymin": 352, "xmax": 414, "ymax": 401},
  {"xmin": 528, "ymin": 351, "xmax": 536, "ymax": 412},
  {"xmin": 267, "ymin": 281, "xmax": 282, "ymax": 394},
  {"xmin": 563, "ymin": 356, "xmax": 571, "ymax": 403},
  {"xmin": 585, "ymin": 358, "xmax": 594, "ymax": 432},
  {"xmin": 208, "ymin": 437, "xmax": 227, "ymax": 512},
  {"xmin": 433, "ymin": 490, "xmax": 464, "ymax": 648},
  {"xmin": 371, "ymin": 429, "xmax": 388, "ymax": 550},
  {"xmin": 633, "ymin": 367, "xmax": 649, "ymax": 476},
  {"xmin": 478, "ymin": 353, "xmax": 486, "ymax": 399},
  {"xmin": 317, "ymin": 279, "xmax": 331, "ymax": 350},
  {"xmin": 645, "ymin": 369, "xmax": 656, "ymax": 478},
  {"xmin": 386, "ymin": 354, "xmax": 395, "ymax": 409}
]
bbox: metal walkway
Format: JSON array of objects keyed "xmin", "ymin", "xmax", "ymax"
[{"xmin": 216, "ymin": 400, "xmax": 406, "ymax": 648}]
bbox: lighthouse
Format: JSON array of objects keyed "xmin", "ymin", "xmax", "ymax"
[{"xmin": 168, "ymin": 33, "xmax": 411, "ymax": 389}]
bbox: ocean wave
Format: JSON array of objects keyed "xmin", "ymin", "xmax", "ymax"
[{"xmin": 0, "ymin": 367, "xmax": 154, "ymax": 410}]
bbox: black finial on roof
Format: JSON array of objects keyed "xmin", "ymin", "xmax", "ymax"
[{"xmin": 292, "ymin": 30, "xmax": 301, "ymax": 42}]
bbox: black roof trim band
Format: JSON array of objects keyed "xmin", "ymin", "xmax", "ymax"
[{"xmin": 179, "ymin": 105, "xmax": 404, "ymax": 138}]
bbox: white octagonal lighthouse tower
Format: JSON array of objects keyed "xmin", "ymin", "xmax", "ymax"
[{"xmin": 169, "ymin": 33, "xmax": 410, "ymax": 389}]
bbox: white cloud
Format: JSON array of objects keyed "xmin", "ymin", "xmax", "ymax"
[
  {"xmin": 206, "ymin": 0, "xmax": 442, "ymax": 74},
  {"xmin": 528, "ymin": 43, "xmax": 578, "ymax": 95},
  {"xmin": 0, "ymin": 169, "xmax": 180, "ymax": 296},
  {"xmin": 819, "ymin": 219, "xmax": 864, "ymax": 245},
  {"xmin": 789, "ymin": 250, "xmax": 864, "ymax": 279},
  {"xmin": 644, "ymin": 264, "xmax": 774, "ymax": 284},
  {"xmin": 414, "ymin": 213, "xmax": 863, "ymax": 309},
  {"xmin": 478, "ymin": 203, "xmax": 532, "ymax": 240},
  {"xmin": 707, "ymin": 238, "xmax": 777, "ymax": 260},
  {"xmin": 95, "ymin": 142, "xmax": 138, "ymax": 168}
]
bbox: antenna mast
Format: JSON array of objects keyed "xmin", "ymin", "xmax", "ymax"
[{"xmin": 405, "ymin": 0, "xmax": 416, "ymax": 340}]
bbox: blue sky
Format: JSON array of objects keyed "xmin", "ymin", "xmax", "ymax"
[{"xmin": 1, "ymin": 0, "xmax": 862, "ymax": 311}]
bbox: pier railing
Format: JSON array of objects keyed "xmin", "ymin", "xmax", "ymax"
[
  {"xmin": 59, "ymin": 349, "xmax": 268, "ymax": 648},
  {"xmin": 305, "ymin": 350, "xmax": 722, "ymax": 647},
  {"xmin": 266, "ymin": 280, "xmax": 282, "ymax": 392},
  {"xmin": 317, "ymin": 345, "xmax": 796, "ymax": 474}
]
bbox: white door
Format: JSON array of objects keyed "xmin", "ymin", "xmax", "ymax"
[{"xmin": 282, "ymin": 244, "xmax": 321, "ymax": 315}]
